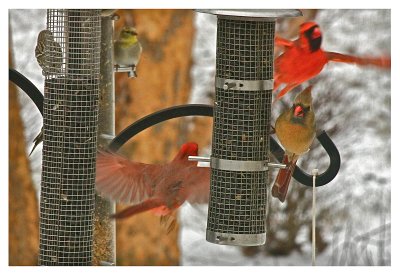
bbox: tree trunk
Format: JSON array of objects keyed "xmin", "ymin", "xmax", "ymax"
[
  {"xmin": 9, "ymin": 48, "xmax": 39, "ymax": 266},
  {"xmin": 113, "ymin": 9, "xmax": 195, "ymax": 266}
]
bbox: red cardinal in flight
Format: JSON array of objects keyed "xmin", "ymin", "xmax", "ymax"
[
  {"xmin": 274, "ymin": 21, "xmax": 390, "ymax": 102},
  {"xmin": 95, "ymin": 142, "xmax": 210, "ymax": 221},
  {"xmin": 272, "ymin": 86, "xmax": 316, "ymax": 202}
]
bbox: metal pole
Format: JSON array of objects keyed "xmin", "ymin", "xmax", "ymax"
[{"xmin": 93, "ymin": 15, "xmax": 116, "ymax": 266}]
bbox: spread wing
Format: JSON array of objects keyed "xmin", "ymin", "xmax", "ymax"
[
  {"xmin": 275, "ymin": 36, "xmax": 295, "ymax": 48},
  {"xmin": 325, "ymin": 51, "xmax": 391, "ymax": 69},
  {"xmin": 181, "ymin": 166, "xmax": 211, "ymax": 204},
  {"xmin": 96, "ymin": 150, "xmax": 161, "ymax": 204}
]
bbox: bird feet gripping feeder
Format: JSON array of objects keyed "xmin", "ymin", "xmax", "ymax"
[{"xmin": 197, "ymin": 9, "xmax": 302, "ymax": 246}]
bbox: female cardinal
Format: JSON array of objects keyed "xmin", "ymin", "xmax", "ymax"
[
  {"xmin": 95, "ymin": 142, "xmax": 210, "ymax": 219},
  {"xmin": 274, "ymin": 21, "xmax": 390, "ymax": 102},
  {"xmin": 272, "ymin": 85, "xmax": 316, "ymax": 202}
]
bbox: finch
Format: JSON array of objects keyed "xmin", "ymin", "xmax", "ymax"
[
  {"xmin": 272, "ymin": 85, "xmax": 316, "ymax": 202},
  {"xmin": 114, "ymin": 26, "xmax": 142, "ymax": 77},
  {"xmin": 35, "ymin": 30, "xmax": 62, "ymax": 76},
  {"xmin": 274, "ymin": 21, "xmax": 390, "ymax": 102},
  {"xmin": 95, "ymin": 142, "xmax": 210, "ymax": 220}
]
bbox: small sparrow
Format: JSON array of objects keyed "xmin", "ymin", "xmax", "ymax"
[
  {"xmin": 272, "ymin": 86, "xmax": 316, "ymax": 202},
  {"xmin": 35, "ymin": 30, "xmax": 62, "ymax": 76},
  {"xmin": 114, "ymin": 26, "xmax": 142, "ymax": 77},
  {"xmin": 29, "ymin": 127, "xmax": 43, "ymax": 156},
  {"xmin": 274, "ymin": 22, "xmax": 390, "ymax": 102}
]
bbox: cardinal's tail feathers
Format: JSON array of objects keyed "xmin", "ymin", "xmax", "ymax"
[
  {"xmin": 271, "ymin": 157, "xmax": 297, "ymax": 203},
  {"xmin": 110, "ymin": 198, "xmax": 164, "ymax": 219}
]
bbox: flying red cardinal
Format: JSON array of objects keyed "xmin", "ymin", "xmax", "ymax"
[
  {"xmin": 272, "ymin": 86, "xmax": 316, "ymax": 202},
  {"xmin": 95, "ymin": 142, "xmax": 210, "ymax": 221},
  {"xmin": 274, "ymin": 21, "xmax": 391, "ymax": 102}
]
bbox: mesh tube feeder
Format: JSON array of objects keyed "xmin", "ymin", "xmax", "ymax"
[
  {"xmin": 197, "ymin": 9, "xmax": 302, "ymax": 246},
  {"xmin": 39, "ymin": 9, "xmax": 101, "ymax": 265}
]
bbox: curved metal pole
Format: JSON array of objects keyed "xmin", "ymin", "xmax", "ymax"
[
  {"xmin": 9, "ymin": 68, "xmax": 43, "ymax": 115},
  {"xmin": 7, "ymin": 75, "xmax": 340, "ymax": 188},
  {"xmin": 108, "ymin": 104, "xmax": 341, "ymax": 187}
]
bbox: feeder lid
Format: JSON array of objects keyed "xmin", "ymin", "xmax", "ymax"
[{"xmin": 196, "ymin": 9, "xmax": 302, "ymax": 20}]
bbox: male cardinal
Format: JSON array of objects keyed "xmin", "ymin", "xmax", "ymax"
[
  {"xmin": 272, "ymin": 85, "xmax": 316, "ymax": 202},
  {"xmin": 274, "ymin": 21, "xmax": 390, "ymax": 102},
  {"xmin": 95, "ymin": 142, "xmax": 210, "ymax": 220}
]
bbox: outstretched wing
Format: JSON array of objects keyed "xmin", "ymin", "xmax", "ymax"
[
  {"xmin": 180, "ymin": 166, "xmax": 211, "ymax": 204},
  {"xmin": 325, "ymin": 51, "xmax": 391, "ymax": 69},
  {"xmin": 275, "ymin": 36, "xmax": 295, "ymax": 48},
  {"xmin": 96, "ymin": 150, "xmax": 161, "ymax": 204}
]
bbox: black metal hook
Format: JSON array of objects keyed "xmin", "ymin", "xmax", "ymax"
[
  {"xmin": 8, "ymin": 68, "xmax": 340, "ymax": 187},
  {"xmin": 270, "ymin": 130, "xmax": 341, "ymax": 187},
  {"xmin": 108, "ymin": 104, "xmax": 340, "ymax": 187},
  {"xmin": 9, "ymin": 68, "xmax": 43, "ymax": 115}
]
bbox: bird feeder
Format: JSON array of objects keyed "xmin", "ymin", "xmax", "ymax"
[
  {"xmin": 38, "ymin": 9, "xmax": 102, "ymax": 265},
  {"xmin": 197, "ymin": 9, "xmax": 302, "ymax": 246}
]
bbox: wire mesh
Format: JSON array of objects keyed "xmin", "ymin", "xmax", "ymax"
[
  {"xmin": 207, "ymin": 18, "xmax": 275, "ymax": 243},
  {"xmin": 39, "ymin": 9, "xmax": 101, "ymax": 265}
]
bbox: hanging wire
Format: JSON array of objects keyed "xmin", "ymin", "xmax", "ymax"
[{"xmin": 312, "ymin": 168, "xmax": 319, "ymax": 266}]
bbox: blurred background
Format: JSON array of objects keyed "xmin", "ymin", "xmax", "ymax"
[{"xmin": 8, "ymin": 9, "xmax": 390, "ymax": 266}]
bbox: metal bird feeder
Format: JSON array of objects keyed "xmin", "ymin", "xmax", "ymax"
[
  {"xmin": 197, "ymin": 9, "xmax": 302, "ymax": 246},
  {"xmin": 38, "ymin": 9, "xmax": 101, "ymax": 265}
]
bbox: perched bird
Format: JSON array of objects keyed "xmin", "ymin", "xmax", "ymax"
[
  {"xmin": 35, "ymin": 30, "xmax": 63, "ymax": 76},
  {"xmin": 95, "ymin": 142, "xmax": 210, "ymax": 221},
  {"xmin": 274, "ymin": 21, "xmax": 391, "ymax": 102},
  {"xmin": 29, "ymin": 127, "xmax": 43, "ymax": 156},
  {"xmin": 272, "ymin": 86, "xmax": 316, "ymax": 202},
  {"xmin": 114, "ymin": 26, "xmax": 142, "ymax": 77}
]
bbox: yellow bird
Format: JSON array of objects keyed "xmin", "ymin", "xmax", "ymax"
[{"xmin": 114, "ymin": 26, "xmax": 142, "ymax": 77}]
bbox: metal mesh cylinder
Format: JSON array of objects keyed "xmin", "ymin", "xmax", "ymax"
[
  {"xmin": 39, "ymin": 9, "xmax": 101, "ymax": 265},
  {"xmin": 203, "ymin": 10, "xmax": 300, "ymax": 246}
]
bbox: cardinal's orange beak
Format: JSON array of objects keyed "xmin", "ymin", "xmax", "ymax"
[{"xmin": 294, "ymin": 105, "xmax": 304, "ymax": 117}]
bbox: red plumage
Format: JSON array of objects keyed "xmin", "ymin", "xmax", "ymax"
[
  {"xmin": 274, "ymin": 21, "xmax": 390, "ymax": 102},
  {"xmin": 96, "ymin": 142, "xmax": 210, "ymax": 219}
]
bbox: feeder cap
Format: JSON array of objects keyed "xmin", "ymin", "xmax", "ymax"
[{"xmin": 196, "ymin": 9, "xmax": 302, "ymax": 20}]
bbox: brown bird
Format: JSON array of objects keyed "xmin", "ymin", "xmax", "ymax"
[
  {"xmin": 95, "ymin": 142, "xmax": 210, "ymax": 221},
  {"xmin": 272, "ymin": 85, "xmax": 316, "ymax": 202}
]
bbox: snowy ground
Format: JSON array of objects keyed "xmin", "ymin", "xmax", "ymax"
[{"xmin": 9, "ymin": 9, "xmax": 391, "ymax": 266}]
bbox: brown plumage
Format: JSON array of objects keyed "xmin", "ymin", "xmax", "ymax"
[{"xmin": 272, "ymin": 85, "xmax": 316, "ymax": 202}]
